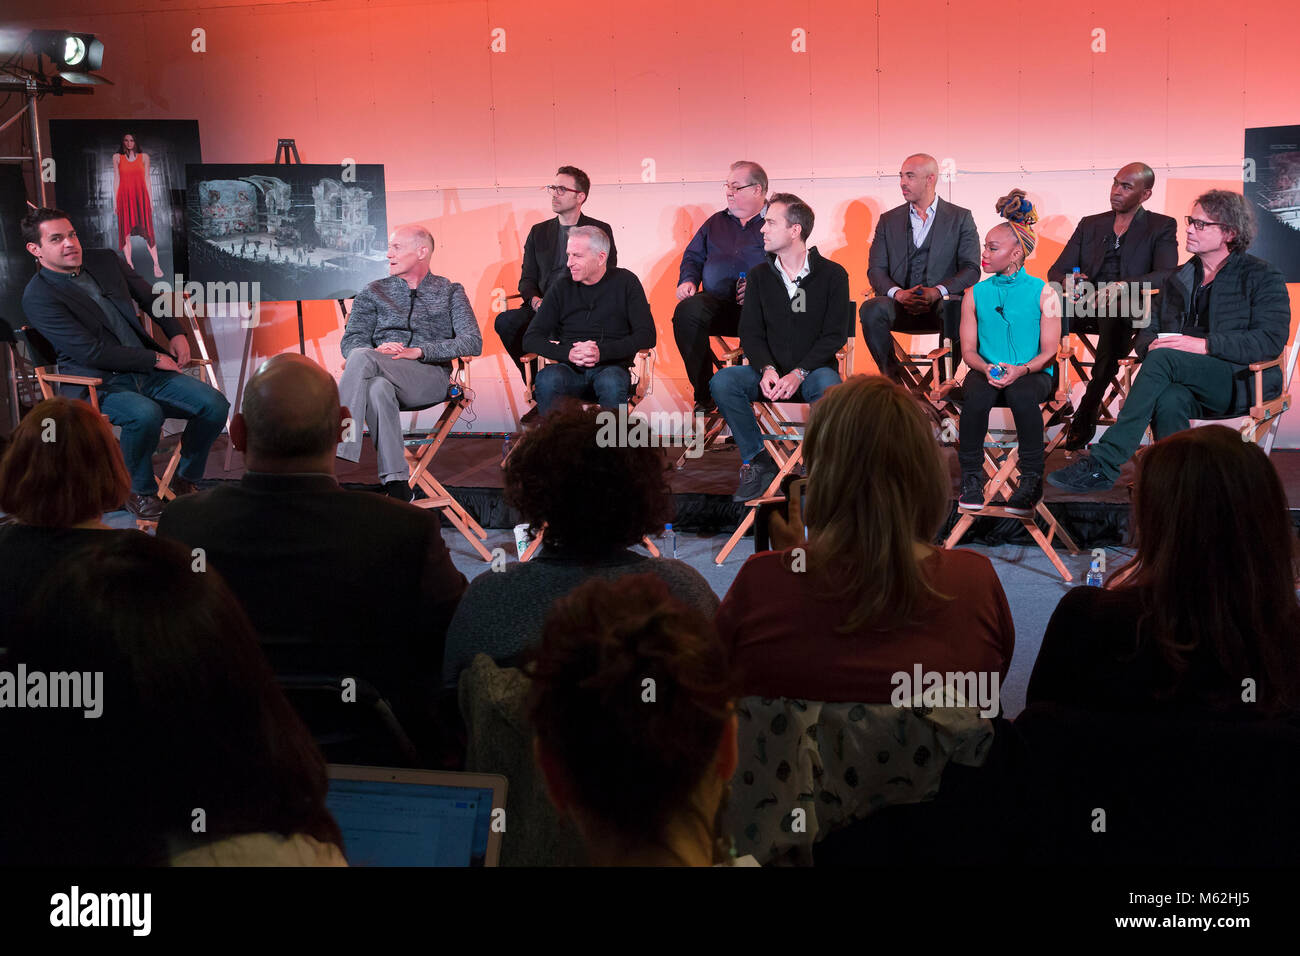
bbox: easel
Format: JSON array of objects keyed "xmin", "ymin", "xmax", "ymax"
[{"xmin": 226, "ymin": 138, "xmax": 339, "ymax": 469}]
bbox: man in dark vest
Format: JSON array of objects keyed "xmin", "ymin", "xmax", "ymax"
[{"xmin": 860, "ymin": 153, "xmax": 980, "ymax": 381}]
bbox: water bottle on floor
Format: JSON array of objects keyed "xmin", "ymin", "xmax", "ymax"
[
  {"xmin": 1086, "ymin": 557, "xmax": 1103, "ymax": 587},
  {"xmin": 662, "ymin": 523, "xmax": 678, "ymax": 559}
]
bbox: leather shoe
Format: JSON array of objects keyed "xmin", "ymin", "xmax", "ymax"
[
  {"xmin": 383, "ymin": 480, "xmax": 414, "ymax": 502},
  {"xmin": 125, "ymin": 493, "xmax": 164, "ymax": 520},
  {"xmin": 1063, "ymin": 419, "xmax": 1096, "ymax": 452},
  {"xmin": 169, "ymin": 477, "xmax": 200, "ymax": 497}
]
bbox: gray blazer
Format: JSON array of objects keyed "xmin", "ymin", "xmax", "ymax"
[{"xmin": 867, "ymin": 197, "xmax": 981, "ymax": 297}]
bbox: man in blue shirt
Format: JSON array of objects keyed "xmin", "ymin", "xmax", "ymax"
[{"xmin": 672, "ymin": 161, "xmax": 769, "ymax": 413}]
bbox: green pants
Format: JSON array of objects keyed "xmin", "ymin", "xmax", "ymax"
[{"xmin": 1090, "ymin": 348, "xmax": 1237, "ymax": 479}]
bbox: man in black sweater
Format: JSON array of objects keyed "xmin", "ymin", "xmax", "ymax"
[
  {"xmin": 709, "ymin": 194, "xmax": 850, "ymax": 501},
  {"xmin": 522, "ymin": 225, "xmax": 655, "ymax": 414},
  {"xmin": 495, "ymin": 165, "xmax": 617, "ymax": 418}
]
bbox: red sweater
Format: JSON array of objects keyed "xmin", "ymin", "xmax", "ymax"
[{"xmin": 715, "ymin": 547, "xmax": 1014, "ymax": 703}]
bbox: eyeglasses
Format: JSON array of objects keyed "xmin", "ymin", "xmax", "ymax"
[
  {"xmin": 545, "ymin": 185, "xmax": 581, "ymax": 195},
  {"xmin": 1185, "ymin": 216, "xmax": 1225, "ymax": 231},
  {"xmin": 723, "ymin": 181, "xmax": 761, "ymax": 193}
]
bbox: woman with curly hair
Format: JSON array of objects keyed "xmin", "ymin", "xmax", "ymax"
[
  {"xmin": 441, "ymin": 403, "xmax": 717, "ymax": 686},
  {"xmin": 956, "ymin": 189, "xmax": 1062, "ymax": 515}
]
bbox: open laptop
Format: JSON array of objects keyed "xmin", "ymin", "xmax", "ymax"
[{"xmin": 326, "ymin": 765, "xmax": 507, "ymax": 867}]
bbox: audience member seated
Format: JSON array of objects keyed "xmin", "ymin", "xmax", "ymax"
[
  {"xmin": 335, "ymin": 224, "xmax": 482, "ymax": 501},
  {"xmin": 708, "ymin": 192, "xmax": 849, "ymax": 501},
  {"xmin": 1048, "ymin": 189, "xmax": 1291, "ymax": 493},
  {"xmin": 1029, "ymin": 424, "xmax": 1300, "ymax": 713},
  {"xmin": 672, "ymin": 160, "xmax": 770, "ymax": 415},
  {"xmin": 955, "ymin": 189, "xmax": 1061, "ymax": 516},
  {"xmin": 1014, "ymin": 426, "xmax": 1300, "ymax": 864},
  {"xmin": 443, "ymin": 404, "xmax": 717, "ymax": 685},
  {"xmin": 0, "ymin": 397, "xmax": 140, "ymax": 625},
  {"xmin": 0, "ymin": 533, "xmax": 344, "ymax": 866},
  {"xmin": 527, "ymin": 574, "xmax": 749, "ymax": 866},
  {"xmin": 157, "ymin": 354, "xmax": 467, "ymax": 755},
  {"xmin": 522, "ymin": 226, "xmax": 655, "ymax": 415},
  {"xmin": 715, "ymin": 375, "xmax": 1014, "ymax": 703}
]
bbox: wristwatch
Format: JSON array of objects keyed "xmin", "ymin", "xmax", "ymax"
[{"xmin": 794, "ymin": 368, "xmax": 808, "ymax": 381}]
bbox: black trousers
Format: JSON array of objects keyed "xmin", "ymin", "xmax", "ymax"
[
  {"xmin": 957, "ymin": 371, "xmax": 1055, "ymax": 477},
  {"xmin": 859, "ymin": 296, "xmax": 960, "ymax": 379},
  {"xmin": 494, "ymin": 305, "xmax": 535, "ymax": 381},
  {"xmin": 672, "ymin": 292, "xmax": 742, "ymax": 404},
  {"xmin": 1071, "ymin": 313, "xmax": 1136, "ymax": 430}
]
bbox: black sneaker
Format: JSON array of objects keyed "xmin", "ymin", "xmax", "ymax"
[
  {"xmin": 1003, "ymin": 473, "xmax": 1043, "ymax": 516},
  {"xmin": 1046, "ymin": 454, "xmax": 1115, "ymax": 493},
  {"xmin": 383, "ymin": 479, "xmax": 414, "ymax": 502},
  {"xmin": 958, "ymin": 471, "xmax": 985, "ymax": 511},
  {"xmin": 1063, "ymin": 418, "xmax": 1096, "ymax": 452},
  {"xmin": 733, "ymin": 451, "xmax": 777, "ymax": 503}
]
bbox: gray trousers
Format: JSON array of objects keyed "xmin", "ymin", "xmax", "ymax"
[{"xmin": 336, "ymin": 348, "xmax": 451, "ymax": 483}]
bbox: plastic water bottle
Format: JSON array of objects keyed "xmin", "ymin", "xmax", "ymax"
[
  {"xmin": 662, "ymin": 523, "xmax": 678, "ymax": 559},
  {"xmin": 988, "ymin": 363, "xmax": 1005, "ymax": 381},
  {"xmin": 501, "ymin": 436, "xmax": 512, "ymax": 462},
  {"xmin": 1071, "ymin": 266, "xmax": 1083, "ymax": 302},
  {"xmin": 1086, "ymin": 561, "xmax": 1104, "ymax": 587}
]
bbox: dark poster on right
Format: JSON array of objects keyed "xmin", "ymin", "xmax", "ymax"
[{"xmin": 1245, "ymin": 125, "xmax": 1300, "ymax": 282}]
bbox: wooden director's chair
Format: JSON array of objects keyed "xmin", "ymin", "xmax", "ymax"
[
  {"xmin": 402, "ymin": 356, "xmax": 494, "ymax": 562},
  {"xmin": 16, "ymin": 307, "xmax": 220, "ymax": 526},
  {"xmin": 673, "ymin": 334, "xmax": 744, "ymax": 470},
  {"xmin": 866, "ymin": 293, "xmax": 962, "ymax": 405},
  {"xmin": 928, "ymin": 333, "xmax": 1081, "ymax": 582},
  {"xmin": 713, "ymin": 302, "xmax": 855, "ymax": 565},
  {"xmin": 512, "ymin": 347, "xmax": 662, "ymax": 561}
]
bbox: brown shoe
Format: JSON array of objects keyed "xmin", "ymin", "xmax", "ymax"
[
  {"xmin": 169, "ymin": 477, "xmax": 200, "ymax": 497},
  {"xmin": 126, "ymin": 493, "xmax": 164, "ymax": 520}
]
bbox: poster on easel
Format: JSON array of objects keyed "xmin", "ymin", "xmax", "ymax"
[
  {"xmin": 48, "ymin": 119, "xmax": 202, "ymax": 282},
  {"xmin": 184, "ymin": 163, "xmax": 387, "ymax": 302},
  {"xmin": 1244, "ymin": 124, "xmax": 1300, "ymax": 282}
]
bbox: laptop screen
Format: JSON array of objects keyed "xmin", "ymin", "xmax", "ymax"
[{"xmin": 326, "ymin": 773, "xmax": 500, "ymax": 867}]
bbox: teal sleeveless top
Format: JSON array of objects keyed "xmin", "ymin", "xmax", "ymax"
[{"xmin": 972, "ymin": 269, "xmax": 1044, "ymax": 366}]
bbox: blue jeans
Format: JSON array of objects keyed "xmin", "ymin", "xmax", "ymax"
[
  {"xmin": 534, "ymin": 363, "xmax": 632, "ymax": 415},
  {"xmin": 98, "ymin": 370, "xmax": 230, "ymax": 494},
  {"xmin": 709, "ymin": 365, "xmax": 841, "ymax": 462}
]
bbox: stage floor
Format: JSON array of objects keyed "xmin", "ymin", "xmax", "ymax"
[{"xmin": 193, "ymin": 435, "xmax": 1300, "ymax": 548}]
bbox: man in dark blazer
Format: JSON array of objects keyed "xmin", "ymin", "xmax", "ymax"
[
  {"xmin": 1048, "ymin": 163, "xmax": 1178, "ymax": 448},
  {"xmin": 710, "ymin": 194, "xmax": 849, "ymax": 501},
  {"xmin": 1049, "ymin": 190, "xmax": 1290, "ymax": 493},
  {"xmin": 157, "ymin": 353, "xmax": 468, "ymax": 754},
  {"xmin": 495, "ymin": 166, "xmax": 616, "ymax": 415},
  {"xmin": 861, "ymin": 154, "xmax": 980, "ymax": 381},
  {"xmin": 20, "ymin": 208, "xmax": 229, "ymax": 519}
]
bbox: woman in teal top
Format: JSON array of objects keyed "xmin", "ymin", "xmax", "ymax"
[{"xmin": 957, "ymin": 189, "xmax": 1063, "ymax": 515}]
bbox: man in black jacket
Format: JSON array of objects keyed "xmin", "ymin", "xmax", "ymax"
[
  {"xmin": 495, "ymin": 166, "xmax": 616, "ymax": 411},
  {"xmin": 20, "ymin": 208, "xmax": 229, "ymax": 519},
  {"xmin": 522, "ymin": 225, "xmax": 655, "ymax": 414},
  {"xmin": 710, "ymin": 193, "xmax": 849, "ymax": 501},
  {"xmin": 860, "ymin": 154, "xmax": 980, "ymax": 381},
  {"xmin": 158, "ymin": 353, "xmax": 468, "ymax": 754},
  {"xmin": 1048, "ymin": 163, "xmax": 1178, "ymax": 449},
  {"xmin": 1048, "ymin": 190, "xmax": 1291, "ymax": 492}
]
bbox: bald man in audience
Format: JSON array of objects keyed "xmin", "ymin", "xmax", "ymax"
[
  {"xmin": 158, "ymin": 353, "xmax": 468, "ymax": 755},
  {"xmin": 861, "ymin": 153, "xmax": 980, "ymax": 381},
  {"xmin": 336, "ymin": 224, "xmax": 482, "ymax": 500}
]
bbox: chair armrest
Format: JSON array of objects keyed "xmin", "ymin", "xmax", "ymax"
[
  {"xmin": 1248, "ymin": 357, "xmax": 1281, "ymax": 373},
  {"xmin": 1250, "ymin": 356, "xmax": 1283, "ymax": 408},
  {"xmin": 40, "ymin": 372, "xmax": 104, "ymax": 387}
]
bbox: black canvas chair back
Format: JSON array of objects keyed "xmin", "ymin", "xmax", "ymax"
[{"xmin": 276, "ymin": 672, "xmax": 421, "ymax": 768}]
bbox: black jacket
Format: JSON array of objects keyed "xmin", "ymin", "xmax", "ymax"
[
  {"xmin": 867, "ymin": 197, "xmax": 980, "ymax": 297},
  {"xmin": 157, "ymin": 472, "xmax": 468, "ymax": 744},
  {"xmin": 518, "ymin": 214, "xmax": 617, "ymax": 303},
  {"xmin": 1135, "ymin": 251, "xmax": 1291, "ymax": 411},
  {"xmin": 740, "ymin": 247, "xmax": 850, "ymax": 375},
  {"xmin": 1047, "ymin": 206, "xmax": 1179, "ymax": 289},
  {"xmin": 21, "ymin": 248, "xmax": 179, "ymax": 382}
]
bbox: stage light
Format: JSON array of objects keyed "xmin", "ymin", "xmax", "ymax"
[{"xmin": 28, "ymin": 30, "xmax": 104, "ymax": 72}]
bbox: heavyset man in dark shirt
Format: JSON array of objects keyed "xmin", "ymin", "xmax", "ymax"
[
  {"xmin": 522, "ymin": 225, "xmax": 656, "ymax": 413},
  {"xmin": 672, "ymin": 161, "xmax": 770, "ymax": 413}
]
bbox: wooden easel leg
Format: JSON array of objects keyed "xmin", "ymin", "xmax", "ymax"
[{"xmin": 224, "ymin": 320, "xmax": 257, "ymax": 471}]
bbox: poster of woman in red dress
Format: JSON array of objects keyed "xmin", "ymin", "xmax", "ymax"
[{"xmin": 114, "ymin": 133, "xmax": 164, "ymax": 278}]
